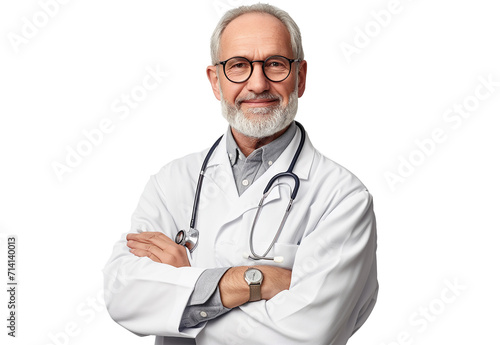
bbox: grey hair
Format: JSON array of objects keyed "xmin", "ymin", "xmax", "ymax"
[{"xmin": 210, "ymin": 3, "xmax": 304, "ymax": 64}]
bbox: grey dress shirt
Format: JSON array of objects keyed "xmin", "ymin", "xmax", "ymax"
[{"xmin": 179, "ymin": 123, "xmax": 296, "ymax": 330}]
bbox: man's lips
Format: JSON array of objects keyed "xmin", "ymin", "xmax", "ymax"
[{"xmin": 240, "ymin": 99, "xmax": 279, "ymax": 107}]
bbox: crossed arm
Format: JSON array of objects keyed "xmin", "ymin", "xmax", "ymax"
[
  {"xmin": 126, "ymin": 231, "xmax": 292, "ymax": 309},
  {"xmin": 105, "ymin": 187, "xmax": 377, "ymax": 344}
]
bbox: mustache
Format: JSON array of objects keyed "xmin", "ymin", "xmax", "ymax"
[{"xmin": 235, "ymin": 92, "xmax": 282, "ymax": 108}]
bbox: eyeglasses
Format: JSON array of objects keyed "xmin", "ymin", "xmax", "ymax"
[{"xmin": 215, "ymin": 55, "xmax": 300, "ymax": 83}]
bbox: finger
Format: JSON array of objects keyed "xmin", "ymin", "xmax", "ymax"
[
  {"xmin": 127, "ymin": 232, "xmax": 160, "ymax": 242},
  {"xmin": 127, "ymin": 239, "xmax": 167, "ymax": 255},
  {"xmin": 129, "ymin": 248, "xmax": 161, "ymax": 263},
  {"xmin": 127, "ymin": 231, "xmax": 164, "ymax": 243},
  {"xmin": 127, "ymin": 232, "xmax": 151, "ymax": 241},
  {"xmin": 127, "ymin": 239, "xmax": 156, "ymax": 251},
  {"xmin": 128, "ymin": 232, "xmax": 176, "ymax": 248},
  {"xmin": 127, "ymin": 240, "xmax": 167, "ymax": 260}
]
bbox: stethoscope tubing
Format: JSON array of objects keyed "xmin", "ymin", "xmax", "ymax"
[
  {"xmin": 247, "ymin": 121, "xmax": 305, "ymax": 261},
  {"xmin": 177, "ymin": 121, "xmax": 306, "ymax": 261},
  {"xmin": 189, "ymin": 135, "xmax": 223, "ymax": 231}
]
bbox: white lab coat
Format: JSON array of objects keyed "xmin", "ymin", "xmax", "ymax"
[{"xmin": 103, "ymin": 126, "xmax": 378, "ymax": 345}]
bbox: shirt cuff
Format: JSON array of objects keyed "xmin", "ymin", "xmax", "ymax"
[{"xmin": 180, "ymin": 267, "xmax": 231, "ymax": 329}]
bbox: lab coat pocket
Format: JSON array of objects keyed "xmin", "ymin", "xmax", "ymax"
[{"xmin": 253, "ymin": 242, "xmax": 299, "ymax": 270}]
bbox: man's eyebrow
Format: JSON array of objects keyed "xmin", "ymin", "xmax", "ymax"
[{"xmin": 225, "ymin": 53, "xmax": 289, "ymax": 60}]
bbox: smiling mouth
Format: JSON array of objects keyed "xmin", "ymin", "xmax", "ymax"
[{"xmin": 241, "ymin": 99, "xmax": 279, "ymax": 107}]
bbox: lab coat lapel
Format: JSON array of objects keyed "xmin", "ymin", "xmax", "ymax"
[{"xmin": 202, "ymin": 134, "xmax": 239, "ymax": 202}]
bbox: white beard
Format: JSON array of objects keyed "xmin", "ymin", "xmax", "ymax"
[{"xmin": 220, "ymin": 89, "xmax": 299, "ymax": 139}]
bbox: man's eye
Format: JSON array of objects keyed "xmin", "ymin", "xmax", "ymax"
[
  {"xmin": 229, "ymin": 62, "xmax": 249, "ymax": 69},
  {"xmin": 267, "ymin": 61, "xmax": 286, "ymax": 69}
]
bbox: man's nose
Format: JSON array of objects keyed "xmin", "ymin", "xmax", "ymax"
[{"xmin": 246, "ymin": 63, "xmax": 270, "ymax": 94}]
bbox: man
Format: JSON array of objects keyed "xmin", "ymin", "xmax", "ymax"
[{"xmin": 103, "ymin": 4, "xmax": 378, "ymax": 345}]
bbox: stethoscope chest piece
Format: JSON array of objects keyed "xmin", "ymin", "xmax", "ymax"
[{"xmin": 175, "ymin": 228, "xmax": 199, "ymax": 252}]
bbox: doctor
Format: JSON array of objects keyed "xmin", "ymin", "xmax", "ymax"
[{"xmin": 103, "ymin": 3, "xmax": 378, "ymax": 345}]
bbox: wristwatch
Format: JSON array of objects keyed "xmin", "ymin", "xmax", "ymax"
[{"xmin": 244, "ymin": 268, "xmax": 263, "ymax": 302}]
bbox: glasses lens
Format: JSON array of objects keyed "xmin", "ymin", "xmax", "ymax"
[
  {"xmin": 225, "ymin": 57, "xmax": 252, "ymax": 83},
  {"xmin": 264, "ymin": 56, "xmax": 291, "ymax": 82}
]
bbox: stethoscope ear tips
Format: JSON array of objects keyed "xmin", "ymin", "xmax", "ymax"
[
  {"xmin": 242, "ymin": 252, "xmax": 284, "ymax": 263},
  {"xmin": 273, "ymin": 256, "xmax": 284, "ymax": 263}
]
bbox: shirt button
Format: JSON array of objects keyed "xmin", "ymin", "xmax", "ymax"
[
  {"xmin": 200, "ymin": 311, "xmax": 208, "ymax": 318},
  {"xmin": 242, "ymin": 179, "xmax": 249, "ymax": 186},
  {"xmin": 268, "ymin": 160, "xmax": 273, "ymax": 166}
]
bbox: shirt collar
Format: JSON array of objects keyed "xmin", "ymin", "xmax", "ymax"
[{"xmin": 226, "ymin": 122, "xmax": 297, "ymax": 168}]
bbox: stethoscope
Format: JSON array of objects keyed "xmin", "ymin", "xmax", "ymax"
[{"xmin": 175, "ymin": 121, "xmax": 305, "ymax": 263}]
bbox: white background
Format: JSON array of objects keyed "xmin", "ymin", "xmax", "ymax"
[{"xmin": 1, "ymin": 0, "xmax": 499, "ymax": 344}]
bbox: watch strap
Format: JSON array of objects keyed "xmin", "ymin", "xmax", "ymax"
[{"xmin": 249, "ymin": 283, "xmax": 261, "ymax": 302}]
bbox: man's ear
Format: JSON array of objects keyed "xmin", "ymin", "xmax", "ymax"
[
  {"xmin": 207, "ymin": 66, "xmax": 221, "ymax": 101},
  {"xmin": 297, "ymin": 60, "xmax": 307, "ymax": 98}
]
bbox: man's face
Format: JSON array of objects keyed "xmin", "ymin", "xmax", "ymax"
[{"xmin": 207, "ymin": 12, "xmax": 307, "ymax": 138}]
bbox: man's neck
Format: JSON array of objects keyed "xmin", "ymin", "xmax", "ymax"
[{"xmin": 230, "ymin": 125, "xmax": 290, "ymax": 157}]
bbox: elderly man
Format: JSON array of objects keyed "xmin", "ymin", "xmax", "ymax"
[{"xmin": 103, "ymin": 4, "xmax": 378, "ymax": 345}]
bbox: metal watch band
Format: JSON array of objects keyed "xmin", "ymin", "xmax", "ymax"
[{"xmin": 249, "ymin": 283, "xmax": 261, "ymax": 302}]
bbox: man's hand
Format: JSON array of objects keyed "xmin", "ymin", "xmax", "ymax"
[
  {"xmin": 259, "ymin": 265, "xmax": 292, "ymax": 300},
  {"xmin": 126, "ymin": 232, "xmax": 190, "ymax": 268},
  {"xmin": 219, "ymin": 266, "xmax": 292, "ymax": 309}
]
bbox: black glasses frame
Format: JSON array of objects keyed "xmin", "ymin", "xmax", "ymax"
[{"xmin": 215, "ymin": 55, "xmax": 301, "ymax": 83}]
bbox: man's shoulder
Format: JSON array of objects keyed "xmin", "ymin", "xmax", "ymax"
[
  {"xmin": 309, "ymin": 146, "xmax": 369, "ymax": 198},
  {"xmin": 154, "ymin": 148, "xmax": 208, "ymax": 180}
]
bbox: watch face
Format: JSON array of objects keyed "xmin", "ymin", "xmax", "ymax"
[{"xmin": 245, "ymin": 269, "xmax": 263, "ymax": 283}]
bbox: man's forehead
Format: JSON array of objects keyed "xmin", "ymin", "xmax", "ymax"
[{"xmin": 219, "ymin": 12, "xmax": 292, "ymax": 58}]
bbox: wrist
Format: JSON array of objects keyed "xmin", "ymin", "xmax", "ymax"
[
  {"xmin": 219, "ymin": 266, "xmax": 249, "ymax": 309},
  {"xmin": 244, "ymin": 267, "xmax": 263, "ymax": 302}
]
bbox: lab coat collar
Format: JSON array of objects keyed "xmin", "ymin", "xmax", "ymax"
[
  {"xmin": 205, "ymin": 124, "xmax": 313, "ymax": 181},
  {"xmin": 225, "ymin": 122, "xmax": 297, "ymax": 170}
]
